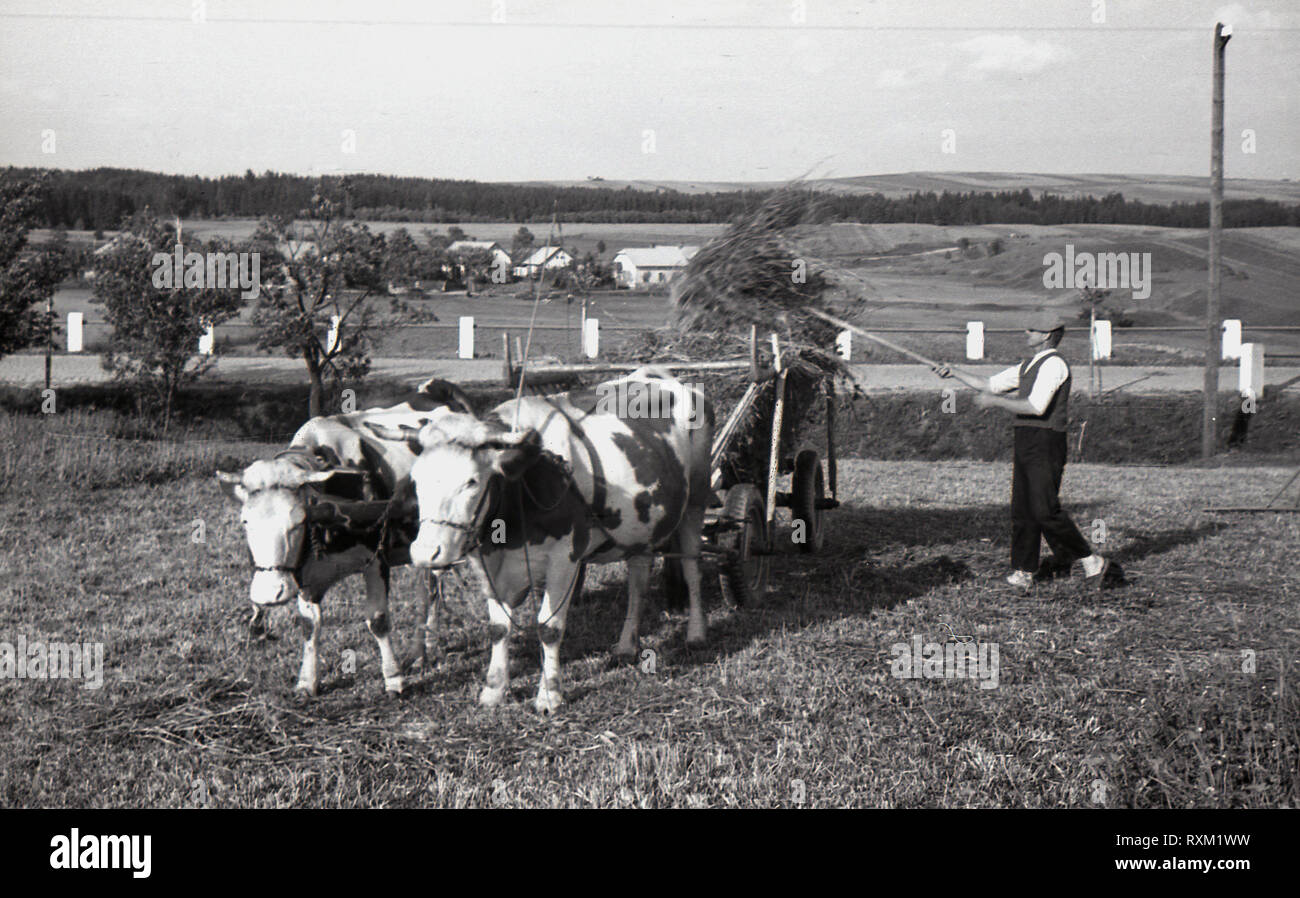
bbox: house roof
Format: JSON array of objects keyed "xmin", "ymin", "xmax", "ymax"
[
  {"xmin": 448, "ymin": 240, "xmax": 504, "ymax": 253},
  {"xmin": 517, "ymin": 245, "xmax": 571, "ymax": 266},
  {"xmin": 613, "ymin": 246, "xmax": 693, "ymax": 268}
]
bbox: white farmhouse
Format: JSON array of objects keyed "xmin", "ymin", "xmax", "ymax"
[
  {"xmin": 612, "ymin": 245, "xmax": 699, "ymax": 289},
  {"xmin": 447, "ymin": 240, "xmax": 512, "ymax": 272},
  {"xmin": 512, "ymin": 245, "xmax": 574, "ymax": 279}
]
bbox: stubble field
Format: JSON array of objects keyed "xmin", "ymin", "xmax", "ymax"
[{"xmin": 1, "ymin": 412, "xmax": 1296, "ymax": 808}]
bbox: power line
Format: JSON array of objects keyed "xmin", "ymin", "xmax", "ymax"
[{"xmin": 1, "ymin": 12, "xmax": 1297, "ymax": 33}]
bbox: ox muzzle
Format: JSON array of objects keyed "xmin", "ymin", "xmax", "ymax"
[
  {"xmin": 409, "ymin": 479, "xmax": 500, "ymax": 569},
  {"xmin": 245, "ymin": 502, "xmax": 336, "ymax": 606}
]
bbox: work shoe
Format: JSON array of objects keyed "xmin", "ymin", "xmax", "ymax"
[
  {"xmin": 1005, "ymin": 570, "xmax": 1034, "ymax": 591},
  {"xmin": 1082, "ymin": 555, "xmax": 1110, "ymax": 589}
]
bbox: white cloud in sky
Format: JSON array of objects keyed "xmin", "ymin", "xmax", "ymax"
[
  {"xmin": 959, "ymin": 34, "xmax": 1068, "ymax": 75},
  {"xmin": 875, "ymin": 34, "xmax": 1065, "ymax": 89}
]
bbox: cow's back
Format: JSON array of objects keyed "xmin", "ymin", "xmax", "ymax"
[{"xmin": 493, "ymin": 370, "xmax": 713, "ymax": 551}]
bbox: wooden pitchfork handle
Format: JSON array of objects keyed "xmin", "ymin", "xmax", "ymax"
[{"xmin": 805, "ymin": 308, "xmax": 944, "ymax": 369}]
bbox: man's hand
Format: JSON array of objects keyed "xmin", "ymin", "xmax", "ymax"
[{"xmin": 932, "ymin": 364, "xmax": 953, "ymax": 379}]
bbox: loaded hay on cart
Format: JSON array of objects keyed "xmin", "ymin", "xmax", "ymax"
[{"xmin": 612, "ymin": 188, "xmax": 862, "ymax": 605}]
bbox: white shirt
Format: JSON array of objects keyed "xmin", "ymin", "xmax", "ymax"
[{"xmin": 988, "ymin": 349, "xmax": 1069, "ymax": 415}]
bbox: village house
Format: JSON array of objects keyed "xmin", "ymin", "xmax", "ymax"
[
  {"xmin": 446, "ymin": 240, "xmax": 512, "ymax": 272},
  {"xmin": 612, "ymin": 245, "xmax": 699, "ymax": 289},
  {"xmin": 512, "ymin": 245, "xmax": 574, "ymax": 279}
]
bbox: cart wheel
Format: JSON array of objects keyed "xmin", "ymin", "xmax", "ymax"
[
  {"xmin": 791, "ymin": 449, "xmax": 826, "ymax": 554},
  {"xmin": 661, "ymin": 557, "xmax": 688, "ymax": 611},
  {"xmin": 718, "ymin": 484, "xmax": 770, "ymax": 607}
]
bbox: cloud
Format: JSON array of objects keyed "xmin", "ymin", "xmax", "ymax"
[
  {"xmin": 958, "ymin": 34, "xmax": 1067, "ymax": 75},
  {"xmin": 875, "ymin": 59, "xmax": 950, "ymax": 89}
]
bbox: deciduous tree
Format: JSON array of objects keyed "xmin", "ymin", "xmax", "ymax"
[
  {"xmin": 0, "ymin": 173, "xmax": 72, "ymax": 361},
  {"xmin": 247, "ymin": 188, "xmax": 386, "ymax": 417},
  {"xmin": 92, "ymin": 211, "xmax": 245, "ymax": 428}
]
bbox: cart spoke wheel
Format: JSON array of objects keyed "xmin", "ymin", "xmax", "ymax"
[
  {"xmin": 792, "ymin": 449, "xmax": 826, "ymax": 554},
  {"xmin": 718, "ymin": 484, "xmax": 770, "ymax": 607}
]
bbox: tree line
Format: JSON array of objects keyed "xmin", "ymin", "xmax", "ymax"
[
  {"xmin": 11, "ymin": 167, "xmax": 1299, "ymax": 230},
  {"xmin": 1, "ymin": 173, "xmax": 617, "ymax": 427}
]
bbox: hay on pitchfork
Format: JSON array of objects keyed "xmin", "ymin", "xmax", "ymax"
[
  {"xmin": 671, "ymin": 187, "xmax": 855, "ymax": 359},
  {"xmin": 610, "ymin": 186, "xmax": 863, "ymax": 494}
]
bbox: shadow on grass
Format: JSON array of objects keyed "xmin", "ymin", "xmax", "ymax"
[{"xmin": 394, "ymin": 506, "xmax": 1235, "ymax": 693}]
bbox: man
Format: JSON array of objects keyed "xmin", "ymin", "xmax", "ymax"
[{"xmin": 934, "ymin": 311, "xmax": 1109, "ymax": 591}]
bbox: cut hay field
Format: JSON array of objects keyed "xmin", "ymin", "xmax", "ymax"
[{"xmin": 1, "ymin": 413, "xmax": 1296, "ymax": 808}]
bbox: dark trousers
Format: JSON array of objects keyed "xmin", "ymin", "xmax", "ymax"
[{"xmin": 1011, "ymin": 427, "xmax": 1092, "ymax": 572}]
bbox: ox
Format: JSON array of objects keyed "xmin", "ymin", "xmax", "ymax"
[
  {"xmin": 365, "ymin": 367, "xmax": 713, "ymax": 713},
  {"xmin": 216, "ymin": 379, "xmax": 473, "ymax": 696}
]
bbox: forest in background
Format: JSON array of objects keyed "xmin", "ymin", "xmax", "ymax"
[{"xmin": 10, "ymin": 166, "xmax": 1300, "ymax": 231}]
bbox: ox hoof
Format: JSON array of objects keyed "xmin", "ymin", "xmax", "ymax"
[
  {"xmin": 294, "ymin": 682, "xmax": 319, "ymax": 699},
  {"xmin": 686, "ymin": 634, "xmax": 708, "ymax": 652},
  {"xmin": 479, "ymin": 685, "xmax": 506, "ymax": 708},
  {"xmin": 534, "ymin": 689, "xmax": 564, "ymax": 715},
  {"xmin": 383, "ymin": 675, "xmax": 405, "ymax": 695},
  {"xmin": 610, "ymin": 643, "xmax": 639, "ymax": 666}
]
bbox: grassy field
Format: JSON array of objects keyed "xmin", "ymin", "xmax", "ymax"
[
  {"xmin": 1, "ymin": 410, "xmax": 1296, "ymax": 808},
  {"xmin": 42, "ymin": 219, "xmax": 1300, "ymax": 364}
]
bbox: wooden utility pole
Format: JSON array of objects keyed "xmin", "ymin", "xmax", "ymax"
[{"xmin": 1203, "ymin": 22, "xmax": 1231, "ymax": 458}]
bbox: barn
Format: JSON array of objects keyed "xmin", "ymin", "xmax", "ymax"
[{"xmin": 612, "ymin": 245, "xmax": 700, "ymax": 288}]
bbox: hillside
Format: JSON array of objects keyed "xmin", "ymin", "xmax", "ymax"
[{"xmin": 786, "ymin": 223, "xmax": 1300, "ymax": 358}]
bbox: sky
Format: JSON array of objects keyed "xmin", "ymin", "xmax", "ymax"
[{"xmin": 0, "ymin": 0, "xmax": 1297, "ymax": 182}]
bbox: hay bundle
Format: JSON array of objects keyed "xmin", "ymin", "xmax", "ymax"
[
  {"xmin": 608, "ymin": 186, "xmax": 863, "ymax": 494},
  {"xmin": 670, "ymin": 187, "xmax": 849, "ymax": 357},
  {"xmin": 612, "ymin": 186, "xmax": 860, "ymax": 371}
]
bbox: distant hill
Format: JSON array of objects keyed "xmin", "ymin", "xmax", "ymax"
[{"xmin": 514, "ymin": 172, "xmax": 1300, "ymax": 206}]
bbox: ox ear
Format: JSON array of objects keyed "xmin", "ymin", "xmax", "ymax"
[
  {"xmin": 215, "ymin": 471, "xmax": 248, "ymax": 503},
  {"xmin": 295, "ymin": 470, "xmax": 337, "ymax": 489},
  {"xmin": 492, "ymin": 429, "xmax": 542, "ymax": 481}
]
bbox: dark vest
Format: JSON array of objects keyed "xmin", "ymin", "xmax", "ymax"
[{"xmin": 1015, "ymin": 351, "xmax": 1070, "ymax": 432}]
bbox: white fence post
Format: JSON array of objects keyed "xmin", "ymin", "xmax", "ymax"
[
  {"xmin": 836, "ymin": 329, "xmax": 852, "ymax": 361},
  {"xmin": 583, "ymin": 318, "xmax": 600, "ymax": 359},
  {"xmin": 1239, "ymin": 342, "xmax": 1264, "ymax": 401},
  {"xmin": 458, "ymin": 316, "xmax": 475, "ymax": 359},
  {"xmin": 965, "ymin": 321, "xmax": 984, "ymax": 360},
  {"xmin": 327, "ymin": 315, "xmax": 340, "ymax": 354},
  {"xmin": 66, "ymin": 312, "xmax": 83, "ymax": 353},
  {"xmin": 198, "ymin": 323, "xmax": 214, "ymax": 355},
  {"xmin": 1222, "ymin": 319, "xmax": 1242, "ymax": 361},
  {"xmin": 1091, "ymin": 319, "xmax": 1112, "ymax": 360}
]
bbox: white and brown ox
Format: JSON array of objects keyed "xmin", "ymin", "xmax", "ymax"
[
  {"xmin": 216, "ymin": 379, "xmax": 473, "ymax": 696},
  {"xmin": 365, "ymin": 367, "xmax": 713, "ymax": 713}
]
